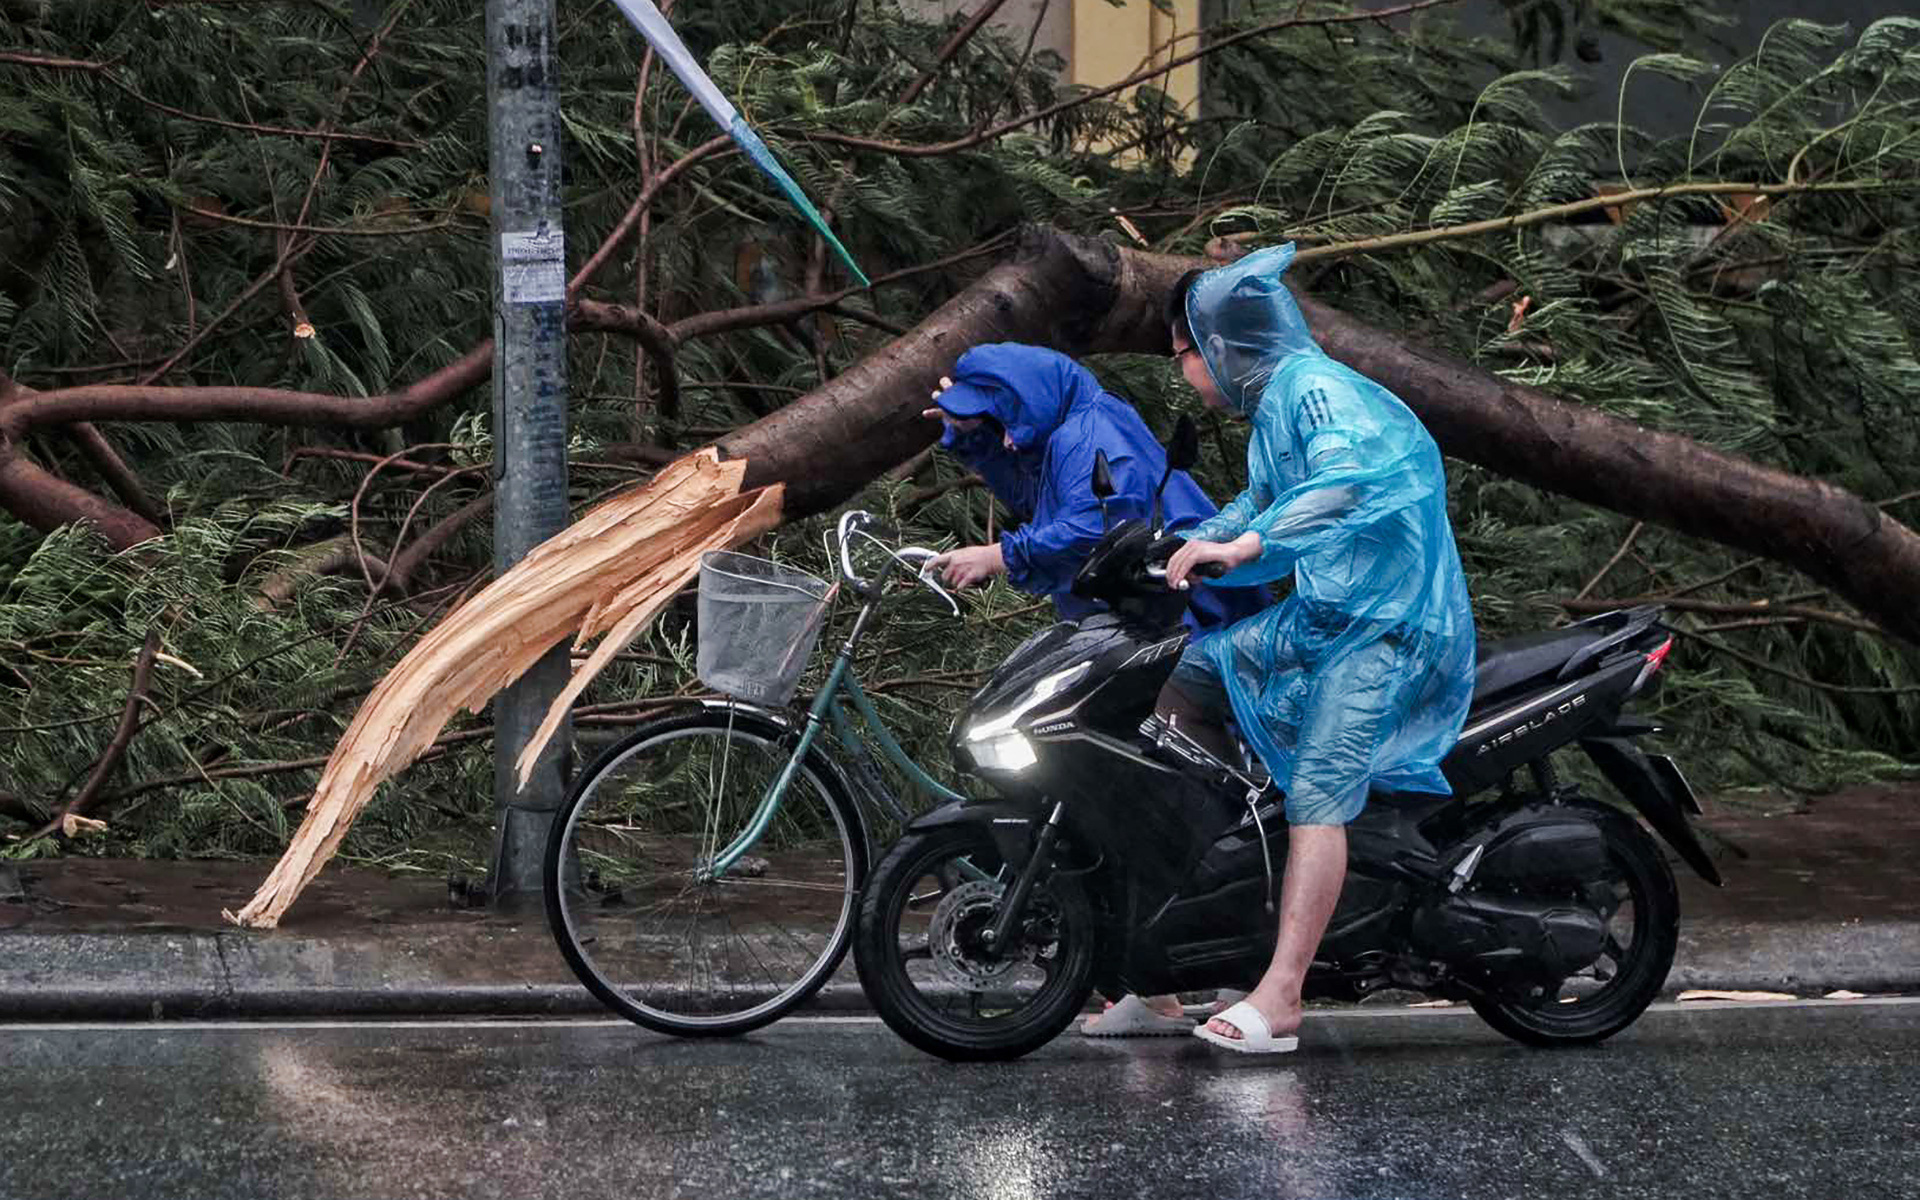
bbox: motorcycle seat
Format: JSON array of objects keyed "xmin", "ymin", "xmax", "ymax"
[
  {"xmin": 1469, "ymin": 606, "xmax": 1663, "ymax": 712},
  {"xmin": 1471, "ymin": 627, "xmax": 1598, "ymax": 706}
]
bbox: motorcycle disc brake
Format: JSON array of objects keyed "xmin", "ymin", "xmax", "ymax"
[{"xmin": 928, "ymin": 879, "xmax": 1047, "ymax": 992}]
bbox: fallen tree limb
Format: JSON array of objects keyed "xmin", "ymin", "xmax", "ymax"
[
  {"xmin": 252, "ymin": 536, "xmax": 396, "ymax": 612},
  {"xmin": 226, "ymin": 449, "xmax": 782, "ymax": 928},
  {"xmin": 32, "ymin": 629, "xmax": 163, "ymax": 840},
  {"xmin": 1555, "ymin": 594, "xmax": 1880, "ymax": 636}
]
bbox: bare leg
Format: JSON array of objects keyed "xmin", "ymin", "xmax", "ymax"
[{"xmin": 1206, "ymin": 823, "xmax": 1347, "ymax": 1041}]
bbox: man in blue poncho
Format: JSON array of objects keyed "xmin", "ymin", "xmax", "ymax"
[
  {"xmin": 924, "ymin": 342, "xmax": 1266, "ymax": 636},
  {"xmin": 1160, "ymin": 245, "xmax": 1478, "ymax": 1054}
]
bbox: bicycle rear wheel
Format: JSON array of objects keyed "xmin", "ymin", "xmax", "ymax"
[{"xmin": 545, "ymin": 708, "xmax": 866, "ymax": 1036}]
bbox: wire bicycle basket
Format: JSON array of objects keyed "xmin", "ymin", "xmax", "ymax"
[{"xmin": 696, "ymin": 551, "xmax": 832, "ymax": 706}]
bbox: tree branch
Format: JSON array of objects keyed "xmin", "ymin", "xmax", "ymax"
[
  {"xmin": 1556, "ymin": 594, "xmax": 1880, "ymax": 636},
  {"xmin": 571, "ymin": 300, "xmax": 682, "ymax": 418},
  {"xmin": 255, "ymin": 535, "xmax": 392, "ymax": 610},
  {"xmin": 1286, "ymin": 181, "xmax": 1901, "ymax": 265},
  {"xmin": 663, "ymin": 234, "xmax": 1012, "ymax": 342},
  {"xmin": 59, "ymin": 423, "xmax": 166, "ymax": 526},
  {"xmin": 567, "ymin": 134, "xmax": 734, "ymax": 299},
  {"xmin": 1575, "ymin": 521, "xmax": 1644, "ymax": 601},
  {"xmin": 0, "ymin": 49, "xmax": 420, "ymax": 147},
  {"xmin": 0, "ymin": 447, "xmax": 162, "ymax": 547},
  {"xmin": 897, "ymin": 0, "xmax": 1015, "ymax": 107},
  {"xmin": 33, "ymin": 628, "xmax": 163, "ymax": 840},
  {"xmin": 4, "ymin": 344, "xmax": 492, "ymax": 437},
  {"xmin": 276, "ymin": 232, "xmax": 315, "ymax": 341},
  {"xmin": 806, "ymin": 0, "xmax": 1462, "ymax": 158},
  {"xmin": 283, "ymin": 446, "xmax": 459, "ymax": 477},
  {"xmin": 0, "ymin": 49, "xmax": 112, "ymax": 71},
  {"xmin": 1676, "ymin": 630, "xmax": 1920, "ymax": 695},
  {"xmin": 175, "ymin": 204, "xmax": 454, "ymax": 238},
  {"xmin": 385, "ymin": 492, "xmax": 495, "ymax": 594},
  {"xmin": 0, "ymin": 790, "xmax": 46, "ymax": 827},
  {"xmin": 378, "ymin": 464, "xmax": 488, "ymax": 592},
  {"xmin": 141, "ymin": 235, "xmax": 321, "ymax": 386}
]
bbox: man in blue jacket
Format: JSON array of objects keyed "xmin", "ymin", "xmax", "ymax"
[
  {"xmin": 924, "ymin": 342, "xmax": 1264, "ymax": 636},
  {"xmin": 925, "ymin": 343, "xmax": 1269, "ymax": 1037}
]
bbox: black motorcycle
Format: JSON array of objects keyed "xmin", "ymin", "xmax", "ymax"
[{"xmin": 854, "ymin": 419, "xmax": 1722, "ymax": 1062}]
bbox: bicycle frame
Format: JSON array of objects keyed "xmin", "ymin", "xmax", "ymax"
[{"xmin": 705, "ymin": 570, "xmax": 965, "ymax": 879}]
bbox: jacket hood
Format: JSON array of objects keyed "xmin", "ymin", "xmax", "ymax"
[
  {"xmin": 1185, "ymin": 244, "xmax": 1320, "ymax": 415},
  {"xmin": 935, "ymin": 343, "xmax": 1103, "ymax": 451}
]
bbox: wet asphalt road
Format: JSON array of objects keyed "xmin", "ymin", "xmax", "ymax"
[{"xmin": 3, "ymin": 999, "xmax": 1915, "ymax": 1200}]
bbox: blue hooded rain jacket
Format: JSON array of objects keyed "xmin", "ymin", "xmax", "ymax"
[
  {"xmin": 1181, "ymin": 245, "xmax": 1476, "ymax": 824},
  {"xmin": 936, "ymin": 343, "xmax": 1267, "ymax": 633}
]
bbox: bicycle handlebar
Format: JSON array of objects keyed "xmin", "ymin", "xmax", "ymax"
[{"xmin": 835, "ymin": 510, "xmax": 960, "ymax": 616}]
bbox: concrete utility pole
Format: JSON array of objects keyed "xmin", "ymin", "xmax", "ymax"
[{"xmin": 483, "ymin": 0, "xmax": 571, "ymax": 907}]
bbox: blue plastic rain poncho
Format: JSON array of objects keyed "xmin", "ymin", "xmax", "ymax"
[
  {"xmin": 936, "ymin": 343, "xmax": 1268, "ymax": 633},
  {"xmin": 1179, "ymin": 245, "xmax": 1477, "ymax": 824}
]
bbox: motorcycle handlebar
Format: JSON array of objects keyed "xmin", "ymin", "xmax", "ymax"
[{"xmin": 1142, "ymin": 533, "xmax": 1228, "ymax": 588}]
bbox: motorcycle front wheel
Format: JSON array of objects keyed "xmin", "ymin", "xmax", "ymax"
[
  {"xmin": 855, "ymin": 824, "xmax": 1097, "ymax": 1062},
  {"xmin": 1470, "ymin": 799, "xmax": 1680, "ymax": 1046}
]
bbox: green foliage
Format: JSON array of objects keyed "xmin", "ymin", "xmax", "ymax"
[{"xmin": 1, "ymin": 1, "xmax": 1917, "ymax": 864}]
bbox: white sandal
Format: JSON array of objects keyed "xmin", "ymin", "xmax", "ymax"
[
  {"xmin": 1181, "ymin": 988, "xmax": 1248, "ymax": 1018},
  {"xmin": 1080, "ymin": 994, "xmax": 1196, "ymax": 1037},
  {"xmin": 1192, "ymin": 1000, "xmax": 1300, "ymax": 1055}
]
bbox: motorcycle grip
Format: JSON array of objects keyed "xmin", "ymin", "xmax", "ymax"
[{"xmin": 1144, "ymin": 533, "xmax": 1228, "ymax": 582}]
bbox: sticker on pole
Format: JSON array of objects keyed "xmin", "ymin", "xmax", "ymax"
[{"xmin": 500, "ymin": 228, "xmax": 566, "ymax": 304}]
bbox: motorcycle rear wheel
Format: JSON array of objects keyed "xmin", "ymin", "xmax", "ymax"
[
  {"xmin": 1470, "ymin": 799, "xmax": 1679, "ymax": 1046},
  {"xmin": 855, "ymin": 824, "xmax": 1097, "ymax": 1062}
]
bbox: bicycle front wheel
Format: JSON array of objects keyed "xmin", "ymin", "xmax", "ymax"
[{"xmin": 544, "ymin": 708, "xmax": 866, "ymax": 1036}]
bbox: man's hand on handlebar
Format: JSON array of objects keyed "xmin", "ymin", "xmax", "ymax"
[
  {"xmin": 933, "ymin": 543, "xmax": 1005, "ymax": 589},
  {"xmin": 1165, "ymin": 532, "xmax": 1261, "ymax": 590}
]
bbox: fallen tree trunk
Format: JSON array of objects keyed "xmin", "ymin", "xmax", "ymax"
[
  {"xmin": 8, "ymin": 226, "xmax": 1910, "ymax": 640},
  {"xmin": 720, "ymin": 226, "xmax": 1920, "ymax": 645}
]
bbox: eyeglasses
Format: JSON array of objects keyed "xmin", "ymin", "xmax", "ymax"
[{"xmin": 1172, "ymin": 345, "xmax": 1199, "ymax": 363}]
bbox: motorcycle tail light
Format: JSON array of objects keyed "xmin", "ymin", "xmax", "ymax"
[{"xmin": 1630, "ymin": 637, "xmax": 1673, "ymax": 695}]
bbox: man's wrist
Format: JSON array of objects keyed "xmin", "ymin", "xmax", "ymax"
[{"xmin": 1230, "ymin": 531, "xmax": 1263, "ymax": 565}]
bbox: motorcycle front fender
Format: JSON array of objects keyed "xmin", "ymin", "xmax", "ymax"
[{"xmin": 907, "ymin": 795, "xmax": 1053, "ymax": 869}]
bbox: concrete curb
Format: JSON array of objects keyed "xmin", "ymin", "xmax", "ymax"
[
  {"xmin": 2, "ymin": 919, "xmax": 1914, "ymax": 1020},
  {"xmin": 1669, "ymin": 919, "xmax": 1920, "ymax": 996},
  {"xmin": 0, "ymin": 930, "xmax": 882, "ymax": 1020}
]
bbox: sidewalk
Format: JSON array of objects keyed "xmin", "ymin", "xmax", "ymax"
[{"xmin": 2, "ymin": 786, "xmax": 1915, "ymax": 1020}]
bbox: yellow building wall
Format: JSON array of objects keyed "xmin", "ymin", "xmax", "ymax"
[{"xmin": 1070, "ymin": 0, "xmax": 1202, "ymax": 120}]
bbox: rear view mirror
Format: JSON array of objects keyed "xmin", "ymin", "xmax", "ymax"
[
  {"xmin": 1168, "ymin": 415, "xmax": 1200, "ymax": 472},
  {"xmin": 1091, "ymin": 450, "xmax": 1116, "ymax": 500}
]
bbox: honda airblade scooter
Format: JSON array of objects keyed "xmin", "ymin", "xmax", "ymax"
[{"xmin": 853, "ymin": 418, "xmax": 1722, "ymax": 1062}]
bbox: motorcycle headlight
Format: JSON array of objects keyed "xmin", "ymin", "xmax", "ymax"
[
  {"xmin": 969, "ymin": 731, "xmax": 1038, "ymax": 772},
  {"xmin": 963, "ymin": 660, "xmax": 1090, "ymax": 759}
]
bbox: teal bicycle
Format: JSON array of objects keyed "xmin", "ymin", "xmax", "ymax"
[{"xmin": 544, "ymin": 510, "xmax": 971, "ymax": 1036}]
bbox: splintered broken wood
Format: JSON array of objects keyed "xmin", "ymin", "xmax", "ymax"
[{"xmin": 225, "ymin": 449, "xmax": 784, "ymax": 929}]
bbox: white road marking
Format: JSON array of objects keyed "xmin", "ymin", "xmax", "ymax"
[{"xmin": 1, "ymin": 994, "xmax": 1914, "ymax": 1034}]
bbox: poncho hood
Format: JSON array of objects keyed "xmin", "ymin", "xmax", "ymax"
[
  {"xmin": 1185, "ymin": 243, "xmax": 1320, "ymax": 416},
  {"xmin": 935, "ymin": 342, "xmax": 1103, "ymax": 451}
]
